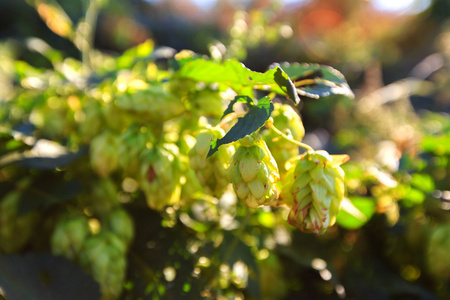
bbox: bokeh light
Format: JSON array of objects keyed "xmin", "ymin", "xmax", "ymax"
[{"xmin": 370, "ymin": 0, "xmax": 431, "ymax": 14}]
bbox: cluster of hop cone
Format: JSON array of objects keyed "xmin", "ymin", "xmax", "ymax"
[{"xmin": 189, "ymin": 103, "xmax": 349, "ymax": 235}]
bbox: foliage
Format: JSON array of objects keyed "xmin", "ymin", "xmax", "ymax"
[{"xmin": 1, "ymin": 1, "xmax": 450, "ymax": 300}]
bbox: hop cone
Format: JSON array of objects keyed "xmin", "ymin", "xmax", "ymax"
[
  {"xmin": 87, "ymin": 178, "xmax": 120, "ymax": 216},
  {"xmin": 264, "ymin": 103, "xmax": 305, "ymax": 175},
  {"xmin": 280, "ymin": 150, "xmax": 348, "ymax": 234},
  {"xmin": 229, "ymin": 135, "xmax": 280, "ymax": 208},
  {"xmin": 90, "ymin": 130, "xmax": 120, "ymax": 177},
  {"xmin": 116, "ymin": 85, "xmax": 185, "ymax": 122},
  {"xmin": 190, "ymin": 90, "xmax": 225, "ymax": 119},
  {"xmin": 79, "ymin": 231, "xmax": 127, "ymax": 300},
  {"xmin": 426, "ymin": 224, "xmax": 450, "ymax": 279},
  {"xmin": 103, "ymin": 208, "xmax": 134, "ymax": 249},
  {"xmin": 189, "ymin": 128, "xmax": 233, "ymax": 196},
  {"xmin": 117, "ymin": 124, "xmax": 155, "ymax": 175},
  {"xmin": 51, "ymin": 213, "xmax": 91, "ymax": 260},
  {"xmin": 0, "ymin": 191, "xmax": 38, "ymax": 254},
  {"xmin": 140, "ymin": 144, "xmax": 182, "ymax": 211}
]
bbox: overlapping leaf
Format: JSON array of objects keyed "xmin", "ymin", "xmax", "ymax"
[
  {"xmin": 270, "ymin": 62, "xmax": 354, "ymax": 99},
  {"xmin": 174, "ymin": 59, "xmax": 299, "ymax": 103},
  {"xmin": 207, "ymin": 96, "xmax": 273, "ymax": 157}
]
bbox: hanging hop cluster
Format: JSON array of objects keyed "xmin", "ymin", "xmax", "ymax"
[
  {"xmin": 280, "ymin": 150, "xmax": 348, "ymax": 234},
  {"xmin": 79, "ymin": 231, "xmax": 128, "ymax": 299},
  {"xmin": 140, "ymin": 144, "xmax": 182, "ymax": 211},
  {"xmin": 229, "ymin": 135, "xmax": 281, "ymax": 208},
  {"xmin": 189, "ymin": 127, "xmax": 234, "ymax": 196},
  {"xmin": 50, "ymin": 207, "xmax": 134, "ymax": 300}
]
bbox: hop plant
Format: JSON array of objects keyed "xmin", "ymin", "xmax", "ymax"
[
  {"xmin": 90, "ymin": 130, "xmax": 121, "ymax": 177},
  {"xmin": 116, "ymin": 85, "xmax": 185, "ymax": 122},
  {"xmin": 229, "ymin": 135, "xmax": 280, "ymax": 208},
  {"xmin": 87, "ymin": 178, "xmax": 120, "ymax": 216},
  {"xmin": 50, "ymin": 213, "xmax": 91, "ymax": 261},
  {"xmin": 280, "ymin": 150, "xmax": 348, "ymax": 234},
  {"xmin": 117, "ymin": 124, "xmax": 155, "ymax": 176},
  {"xmin": 140, "ymin": 144, "xmax": 182, "ymax": 211},
  {"xmin": 79, "ymin": 230, "xmax": 127, "ymax": 299},
  {"xmin": 0, "ymin": 191, "xmax": 38, "ymax": 254},
  {"xmin": 264, "ymin": 103, "xmax": 305, "ymax": 175},
  {"xmin": 103, "ymin": 102, "xmax": 134, "ymax": 133},
  {"xmin": 79, "ymin": 97, "xmax": 104, "ymax": 142},
  {"xmin": 189, "ymin": 127, "xmax": 234, "ymax": 196},
  {"xmin": 103, "ymin": 208, "xmax": 134, "ymax": 249},
  {"xmin": 190, "ymin": 90, "xmax": 226, "ymax": 119}
]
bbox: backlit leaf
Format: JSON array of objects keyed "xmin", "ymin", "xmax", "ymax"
[
  {"xmin": 336, "ymin": 197, "xmax": 376, "ymax": 229},
  {"xmin": 207, "ymin": 96, "xmax": 273, "ymax": 157},
  {"xmin": 270, "ymin": 62, "xmax": 354, "ymax": 99}
]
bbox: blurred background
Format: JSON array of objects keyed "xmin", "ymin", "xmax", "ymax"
[
  {"xmin": 0, "ymin": 0, "xmax": 446, "ymax": 75},
  {"xmin": 2, "ymin": 0, "xmax": 450, "ymax": 123}
]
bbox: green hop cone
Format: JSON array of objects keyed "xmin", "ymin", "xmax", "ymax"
[
  {"xmin": 103, "ymin": 208, "xmax": 134, "ymax": 249},
  {"xmin": 426, "ymin": 224, "xmax": 450, "ymax": 279},
  {"xmin": 117, "ymin": 124, "xmax": 155, "ymax": 176},
  {"xmin": 50, "ymin": 213, "xmax": 91, "ymax": 261},
  {"xmin": 264, "ymin": 103, "xmax": 305, "ymax": 176},
  {"xmin": 189, "ymin": 128, "xmax": 234, "ymax": 196},
  {"xmin": 87, "ymin": 178, "xmax": 120, "ymax": 216},
  {"xmin": 0, "ymin": 191, "xmax": 38, "ymax": 254},
  {"xmin": 116, "ymin": 84, "xmax": 185, "ymax": 122},
  {"xmin": 281, "ymin": 150, "xmax": 348, "ymax": 234},
  {"xmin": 79, "ymin": 230, "xmax": 127, "ymax": 300},
  {"xmin": 190, "ymin": 89, "xmax": 225, "ymax": 119},
  {"xmin": 229, "ymin": 135, "xmax": 280, "ymax": 208},
  {"xmin": 90, "ymin": 130, "xmax": 120, "ymax": 177},
  {"xmin": 140, "ymin": 144, "xmax": 182, "ymax": 211}
]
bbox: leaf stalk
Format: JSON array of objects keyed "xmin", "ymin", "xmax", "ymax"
[{"xmin": 268, "ymin": 122, "xmax": 314, "ymax": 152}]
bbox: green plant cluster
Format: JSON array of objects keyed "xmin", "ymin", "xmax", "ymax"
[
  {"xmin": 1, "ymin": 1, "xmax": 450, "ymax": 300},
  {"xmin": 0, "ymin": 2, "xmax": 354, "ymax": 297}
]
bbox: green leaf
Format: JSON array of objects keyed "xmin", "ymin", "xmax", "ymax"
[
  {"xmin": 403, "ymin": 187, "xmax": 426, "ymax": 206},
  {"xmin": 220, "ymin": 95, "xmax": 254, "ymax": 120},
  {"xmin": 174, "ymin": 59, "xmax": 298, "ymax": 102},
  {"xmin": 411, "ymin": 173, "xmax": 435, "ymax": 193},
  {"xmin": 169, "ymin": 50, "xmax": 202, "ymax": 71},
  {"xmin": 336, "ymin": 197, "xmax": 376, "ymax": 230},
  {"xmin": 271, "ymin": 62, "xmax": 354, "ymax": 99},
  {"xmin": 117, "ymin": 39, "xmax": 156, "ymax": 69},
  {"xmin": 273, "ymin": 62, "xmax": 347, "ymax": 83},
  {"xmin": 256, "ymin": 95, "xmax": 272, "ymax": 114},
  {"xmin": 273, "ymin": 67, "xmax": 300, "ymax": 104},
  {"xmin": 207, "ymin": 96, "xmax": 274, "ymax": 157},
  {"xmin": 421, "ymin": 134, "xmax": 450, "ymax": 155}
]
